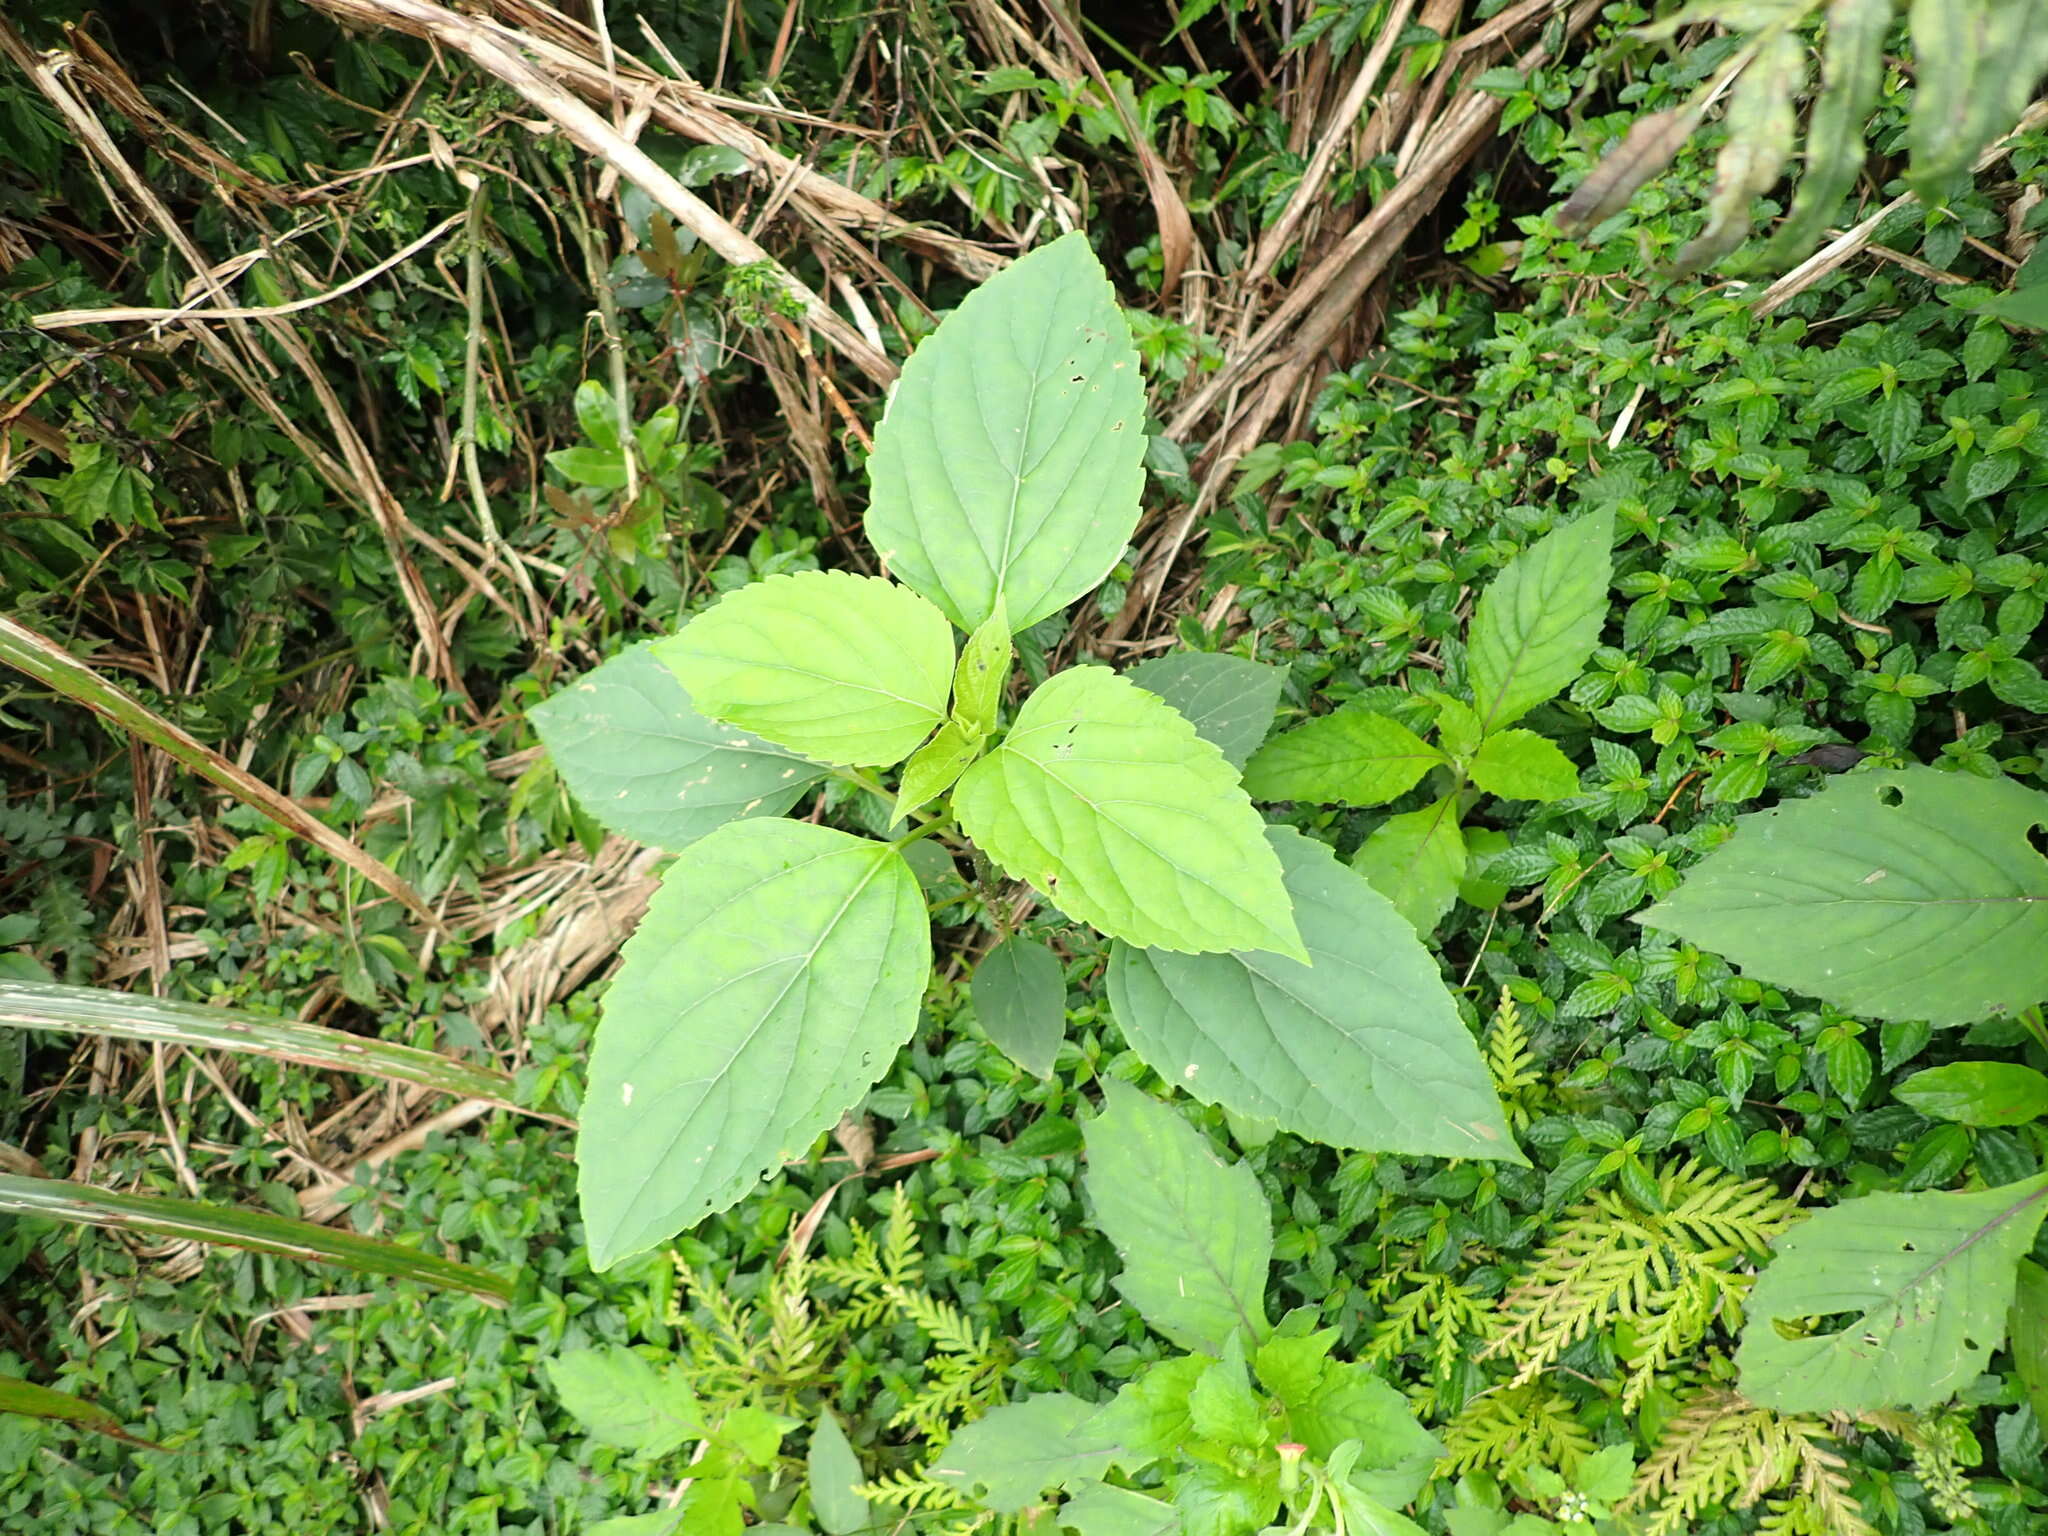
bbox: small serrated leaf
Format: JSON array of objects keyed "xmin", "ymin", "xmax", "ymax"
[
  {"xmin": 546, "ymin": 1347, "xmax": 703, "ymax": 1458},
  {"xmin": 1243, "ymin": 709, "xmax": 1446, "ymax": 808},
  {"xmin": 1469, "ymin": 510, "xmax": 1614, "ymax": 734},
  {"xmin": 1351, "ymin": 797, "xmax": 1467, "ymax": 935},
  {"xmin": 928, "ymin": 1395, "xmax": 1116, "ymax": 1512}
]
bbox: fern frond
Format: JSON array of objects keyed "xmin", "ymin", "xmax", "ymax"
[
  {"xmin": 858, "ymin": 1467, "xmax": 974, "ymax": 1513},
  {"xmin": 1773, "ymin": 1425, "xmax": 1878, "ymax": 1536},
  {"xmin": 1901, "ymin": 1413, "xmax": 1980, "ymax": 1524},
  {"xmin": 1485, "ymin": 988, "xmax": 1541, "ymax": 1128},
  {"xmin": 887, "ymin": 1283, "xmax": 992, "ymax": 1359},
  {"xmin": 1622, "ymin": 1386, "xmax": 1796, "ymax": 1536},
  {"xmin": 1438, "ymin": 1384, "xmax": 1595, "ymax": 1482},
  {"xmin": 1486, "ymin": 1159, "xmax": 1797, "ymax": 1409},
  {"xmin": 882, "ymin": 1184, "xmax": 922, "ymax": 1286},
  {"xmin": 764, "ymin": 1248, "xmax": 824, "ymax": 1380}
]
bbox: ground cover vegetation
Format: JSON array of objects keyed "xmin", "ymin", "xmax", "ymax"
[{"xmin": 2, "ymin": 1, "xmax": 2047, "ymax": 1534}]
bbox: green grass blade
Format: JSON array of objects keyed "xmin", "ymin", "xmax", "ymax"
[
  {"xmin": 0, "ymin": 978, "xmax": 518, "ymax": 1106},
  {"xmin": 0, "ymin": 1374, "xmax": 164, "ymax": 1448},
  {"xmin": 0, "ymin": 1173, "xmax": 511, "ymax": 1303}
]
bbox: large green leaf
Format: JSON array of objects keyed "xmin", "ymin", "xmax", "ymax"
[
  {"xmin": 0, "ymin": 1173, "xmax": 508, "ymax": 1301},
  {"xmin": 1736, "ymin": 1174, "xmax": 2048, "ymax": 1412},
  {"xmin": 1125, "ymin": 652, "xmax": 1286, "ymax": 772},
  {"xmin": 971, "ymin": 936, "xmax": 1066, "ymax": 1078},
  {"xmin": 1084, "ymin": 1080, "xmax": 1271, "ymax": 1355},
  {"xmin": 1242, "ymin": 709, "xmax": 1445, "ymax": 807},
  {"xmin": 864, "ymin": 232, "xmax": 1147, "ymax": 633},
  {"xmin": 655, "ymin": 570, "xmax": 954, "ymax": 767},
  {"xmin": 532, "ymin": 641, "xmax": 824, "ymax": 850},
  {"xmin": 1351, "ymin": 796, "xmax": 1466, "ymax": 935},
  {"xmin": 1763, "ymin": 0, "xmax": 1889, "ymax": 264},
  {"xmin": 1468, "ymin": 510, "xmax": 1613, "ymax": 735},
  {"xmin": 577, "ymin": 819, "xmax": 929, "ymax": 1268},
  {"xmin": 929, "ymin": 1394, "xmax": 1116, "ymax": 1511},
  {"xmin": 955, "ymin": 667, "xmax": 1304, "ymax": 959},
  {"xmin": 547, "ymin": 1346, "xmax": 704, "ymax": 1458},
  {"xmin": 1672, "ymin": 30, "xmax": 1802, "ymax": 274},
  {"xmin": 1108, "ymin": 828, "xmax": 1518, "ymax": 1160},
  {"xmin": 1639, "ymin": 766, "xmax": 2048, "ymax": 1025},
  {"xmin": 1894, "ymin": 1063, "xmax": 2048, "ymax": 1127}
]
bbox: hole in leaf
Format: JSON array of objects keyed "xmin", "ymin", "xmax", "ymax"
[
  {"xmin": 2028, "ymin": 824, "xmax": 2048, "ymax": 864},
  {"xmin": 1901, "ymin": 1240, "xmax": 1917, "ymax": 1252},
  {"xmin": 1877, "ymin": 785, "xmax": 1904, "ymax": 808},
  {"xmin": 1965, "ymin": 1336, "xmax": 1982, "ymax": 1352}
]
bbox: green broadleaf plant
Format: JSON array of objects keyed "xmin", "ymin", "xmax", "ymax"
[
  {"xmin": 1244, "ymin": 510, "xmax": 1612, "ymax": 933},
  {"xmin": 1646, "ymin": 761, "xmax": 2048, "ymax": 1413},
  {"xmin": 929, "ymin": 1082, "xmax": 1443, "ymax": 1536},
  {"xmin": 538, "ymin": 233, "xmax": 1514, "ymax": 1271}
]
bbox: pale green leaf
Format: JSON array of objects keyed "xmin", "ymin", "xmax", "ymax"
[
  {"xmin": 1674, "ymin": 31, "xmax": 1803, "ymax": 274},
  {"xmin": 1894, "ymin": 1063, "xmax": 2048, "ymax": 1127},
  {"xmin": 1125, "ymin": 652, "xmax": 1286, "ymax": 772},
  {"xmin": 0, "ymin": 1172, "xmax": 508, "ymax": 1300},
  {"xmin": 1291, "ymin": 1363, "xmax": 1442, "ymax": 1506},
  {"xmin": 532, "ymin": 641, "xmax": 824, "ymax": 850},
  {"xmin": 1736, "ymin": 1174, "xmax": 2048, "ymax": 1411},
  {"xmin": 548, "ymin": 445, "xmax": 629, "ymax": 488},
  {"xmin": 929, "ymin": 1394, "xmax": 1116, "ymax": 1512},
  {"xmin": 547, "ymin": 1346, "xmax": 703, "ymax": 1458},
  {"xmin": 1981, "ymin": 282, "xmax": 2048, "ymax": 332},
  {"xmin": 807, "ymin": 1409, "xmax": 871, "ymax": 1536},
  {"xmin": 723, "ymin": 1405, "xmax": 799, "ymax": 1466},
  {"xmin": 1639, "ymin": 766, "xmax": 2048, "ymax": 1025},
  {"xmin": 1060, "ymin": 1484, "xmax": 1181, "ymax": 1536},
  {"xmin": 1109, "ymin": 828, "xmax": 1519, "ymax": 1160},
  {"xmin": 1469, "ymin": 510, "xmax": 1614, "ymax": 734},
  {"xmin": 1086, "ymin": 1354, "xmax": 1209, "ymax": 1471},
  {"xmin": 865, "ymin": 232, "xmax": 1148, "ymax": 633},
  {"xmin": 1466, "ymin": 730, "xmax": 1580, "ymax": 803},
  {"xmin": 952, "ymin": 596, "xmax": 1012, "ymax": 739},
  {"xmin": 656, "ymin": 570, "xmax": 954, "ymax": 767},
  {"xmin": 1351, "ymin": 797, "xmax": 1466, "ymax": 935},
  {"xmin": 1243, "ymin": 709, "xmax": 1445, "ymax": 808},
  {"xmin": 1188, "ymin": 1337, "xmax": 1264, "ymax": 1447},
  {"xmin": 955, "ymin": 667, "xmax": 1304, "ymax": 959},
  {"xmin": 892, "ymin": 722, "xmax": 978, "ymax": 825},
  {"xmin": 971, "ymin": 936, "xmax": 1066, "ymax": 1078},
  {"xmin": 578, "ymin": 819, "xmax": 929, "ymax": 1268},
  {"xmin": 1763, "ymin": 0, "xmax": 1889, "ymax": 264},
  {"xmin": 1084, "ymin": 1079, "xmax": 1271, "ymax": 1355},
  {"xmin": 1905, "ymin": 0, "xmax": 2048, "ymax": 194},
  {"xmin": 587, "ymin": 1516, "xmax": 683, "ymax": 1536}
]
